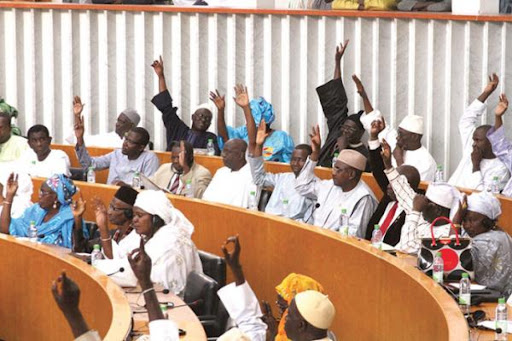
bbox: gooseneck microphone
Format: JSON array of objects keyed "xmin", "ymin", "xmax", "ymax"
[
  {"xmin": 305, "ymin": 203, "xmax": 321, "ymax": 224},
  {"xmin": 106, "ymin": 267, "xmax": 125, "ymax": 276}
]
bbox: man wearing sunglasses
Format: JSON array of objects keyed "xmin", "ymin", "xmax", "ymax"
[{"xmin": 74, "ymin": 114, "xmax": 160, "ymax": 185}]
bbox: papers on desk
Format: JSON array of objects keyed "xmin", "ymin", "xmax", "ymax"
[
  {"xmin": 478, "ymin": 320, "xmax": 512, "ymax": 333},
  {"xmin": 448, "ymin": 283, "xmax": 487, "ymax": 291},
  {"xmin": 380, "ymin": 243, "xmax": 396, "ymax": 253}
]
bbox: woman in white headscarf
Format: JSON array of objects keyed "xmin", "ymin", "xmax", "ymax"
[
  {"xmin": 96, "ymin": 190, "xmax": 202, "ymax": 293},
  {"xmin": 463, "ymin": 191, "xmax": 512, "ymax": 296}
]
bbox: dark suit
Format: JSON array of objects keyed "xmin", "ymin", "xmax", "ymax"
[{"xmin": 364, "ymin": 146, "xmax": 406, "ymax": 246}]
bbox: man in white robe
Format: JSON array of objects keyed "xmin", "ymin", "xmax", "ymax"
[
  {"xmin": 448, "ymin": 74, "xmax": 510, "ymax": 191},
  {"xmin": 203, "ymin": 139, "xmax": 260, "ymax": 208},
  {"xmin": 360, "ymin": 111, "xmax": 437, "ymax": 181},
  {"xmin": 95, "ymin": 190, "xmax": 202, "ymax": 293},
  {"xmin": 295, "ymin": 126, "xmax": 377, "ymax": 237}
]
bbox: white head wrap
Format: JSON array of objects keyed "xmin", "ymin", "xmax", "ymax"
[
  {"xmin": 467, "ymin": 191, "xmax": 502, "ymax": 220},
  {"xmin": 425, "ymin": 182, "xmax": 461, "ymax": 219},
  {"xmin": 295, "ymin": 290, "xmax": 336, "ymax": 330},
  {"xmin": 399, "ymin": 115, "xmax": 424, "ymax": 135},
  {"xmin": 134, "ymin": 190, "xmax": 195, "ymax": 236}
]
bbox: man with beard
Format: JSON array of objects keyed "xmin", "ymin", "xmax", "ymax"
[{"xmin": 74, "ymin": 114, "xmax": 159, "ymax": 185}]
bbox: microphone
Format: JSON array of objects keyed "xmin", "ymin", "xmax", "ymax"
[
  {"xmin": 128, "ymin": 288, "xmax": 170, "ymax": 294},
  {"xmin": 305, "ymin": 203, "xmax": 320, "ymax": 224},
  {"xmin": 169, "ymin": 299, "xmax": 203, "ymax": 309},
  {"xmin": 106, "ymin": 267, "xmax": 125, "ymax": 276}
]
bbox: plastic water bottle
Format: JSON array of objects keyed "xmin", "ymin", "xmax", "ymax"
[
  {"xmin": 332, "ymin": 152, "xmax": 339, "ymax": 168},
  {"xmin": 248, "ymin": 191, "xmax": 258, "ymax": 211},
  {"xmin": 28, "ymin": 220, "xmax": 38, "ymax": 243},
  {"xmin": 496, "ymin": 297, "xmax": 508, "ymax": 340},
  {"xmin": 491, "ymin": 176, "xmax": 501, "ymax": 195},
  {"xmin": 432, "ymin": 252, "xmax": 444, "ymax": 284},
  {"xmin": 282, "ymin": 199, "xmax": 290, "ymax": 218},
  {"xmin": 339, "ymin": 208, "xmax": 349, "ymax": 236},
  {"xmin": 459, "ymin": 273, "xmax": 471, "ymax": 315},
  {"xmin": 371, "ymin": 224, "xmax": 383, "ymax": 249},
  {"xmin": 132, "ymin": 171, "xmax": 141, "ymax": 189},
  {"xmin": 160, "ymin": 303, "xmax": 169, "ymax": 319},
  {"xmin": 87, "ymin": 166, "xmax": 96, "ymax": 183},
  {"xmin": 91, "ymin": 244, "xmax": 103, "ymax": 267},
  {"xmin": 207, "ymin": 139, "xmax": 215, "ymax": 156},
  {"xmin": 185, "ymin": 180, "xmax": 194, "ymax": 198},
  {"xmin": 434, "ymin": 165, "xmax": 444, "ymax": 183}
]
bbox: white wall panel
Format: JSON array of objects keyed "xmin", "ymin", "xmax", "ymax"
[{"xmin": 1, "ymin": 8, "xmax": 511, "ymax": 176}]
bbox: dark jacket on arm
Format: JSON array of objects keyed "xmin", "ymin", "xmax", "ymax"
[{"xmin": 152, "ymin": 90, "xmax": 220, "ymax": 155}]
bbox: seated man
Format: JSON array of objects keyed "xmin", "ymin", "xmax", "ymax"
[
  {"xmin": 65, "ymin": 96, "xmax": 140, "ymax": 149},
  {"xmin": 295, "ymin": 126, "xmax": 377, "ymax": 237},
  {"xmin": 213, "ymin": 85, "xmax": 294, "ymax": 163},
  {"xmin": 381, "ymin": 140, "xmax": 460, "ymax": 253},
  {"xmin": 486, "ymin": 93, "xmax": 512, "ymax": 196},
  {"xmin": 0, "ymin": 112, "xmax": 28, "ymax": 165},
  {"xmin": 18, "ymin": 125, "xmax": 71, "ymax": 178},
  {"xmin": 76, "ymin": 186, "xmax": 139, "ymax": 257},
  {"xmin": 249, "ymin": 119, "xmax": 314, "ymax": 220},
  {"xmin": 151, "ymin": 56, "xmax": 220, "ymax": 154},
  {"xmin": 74, "ymin": 114, "xmax": 159, "ymax": 185},
  {"xmin": 96, "ymin": 190, "xmax": 203, "ymax": 292},
  {"xmin": 315, "ymin": 41, "xmax": 368, "ymax": 168},
  {"xmin": 449, "ymin": 74, "xmax": 510, "ymax": 191},
  {"xmin": 150, "ymin": 140, "xmax": 212, "ymax": 198},
  {"xmin": 459, "ymin": 191, "xmax": 512, "ymax": 297},
  {"xmin": 397, "ymin": 0, "xmax": 451, "ymax": 12},
  {"xmin": 202, "ymin": 139, "xmax": 260, "ymax": 208},
  {"xmin": 365, "ymin": 120, "xmax": 421, "ymax": 246}
]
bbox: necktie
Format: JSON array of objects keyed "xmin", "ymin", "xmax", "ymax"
[
  {"xmin": 380, "ymin": 202, "xmax": 398, "ymax": 235},
  {"xmin": 169, "ymin": 174, "xmax": 180, "ymax": 194}
]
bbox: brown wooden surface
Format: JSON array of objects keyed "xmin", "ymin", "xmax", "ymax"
[
  {"xmin": 0, "ymin": 234, "xmax": 131, "ymax": 341},
  {"xmin": 0, "ymin": 2, "xmax": 510, "ymax": 23},
  {"xmin": 30, "ymin": 178, "xmax": 469, "ymax": 340}
]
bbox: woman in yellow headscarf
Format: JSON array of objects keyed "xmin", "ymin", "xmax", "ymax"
[{"xmin": 262, "ymin": 273, "xmax": 325, "ymax": 341}]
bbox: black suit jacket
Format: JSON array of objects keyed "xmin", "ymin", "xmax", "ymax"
[{"xmin": 364, "ymin": 146, "xmax": 405, "ymax": 246}]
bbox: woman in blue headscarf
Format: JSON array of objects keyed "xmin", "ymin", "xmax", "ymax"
[
  {"xmin": 212, "ymin": 85, "xmax": 295, "ymax": 163},
  {"xmin": 0, "ymin": 173, "xmax": 88, "ymax": 249}
]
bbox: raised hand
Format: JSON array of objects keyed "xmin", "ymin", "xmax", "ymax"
[
  {"xmin": 309, "ymin": 125, "xmax": 321, "ymax": 152},
  {"xmin": 128, "ymin": 238, "xmax": 153, "ymax": 287},
  {"xmin": 484, "ymin": 73, "xmax": 499, "ymax": 94},
  {"xmin": 5, "ymin": 173, "xmax": 18, "ymax": 199},
  {"xmin": 221, "ymin": 235, "xmax": 245, "ymax": 285},
  {"xmin": 179, "ymin": 140, "xmax": 190, "ymax": 174},
  {"xmin": 209, "ymin": 90, "xmax": 226, "ymax": 111},
  {"xmin": 495, "ymin": 93, "xmax": 508, "ymax": 117},
  {"xmin": 335, "ymin": 39, "xmax": 349, "ymax": 63},
  {"xmin": 256, "ymin": 119, "xmax": 269, "ymax": 146},
  {"xmin": 352, "ymin": 74, "xmax": 366, "ymax": 96},
  {"xmin": 233, "ymin": 84, "xmax": 250, "ymax": 109},
  {"xmin": 73, "ymin": 96, "xmax": 85, "ymax": 117},
  {"xmin": 370, "ymin": 119, "xmax": 385, "ymax": 140},
  {"xmin": 51, "ymin": 271, "xmax": 81, "ymax": 315},
  {"xmin": 71, "ymin": 194, "xmax": 86, "ymax": 218},
  {"xmin": 91, "ymin": 197, "xmax": 108, "ymax": 228},
  {"xmin": 380, "ymin": 139, "xmax": 393, "ymax": 170},
  {"xmin": 151, "ymin": 55, "xmax": 165, "ymax": 78},
  {"xmin": 452, "ymin": 194, "xmax": 467, "ymax": 226}
]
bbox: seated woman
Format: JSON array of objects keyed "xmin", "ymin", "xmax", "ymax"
[
  {"xmin": 462, "ymin": 191, "xmax": 512, "ymax": 297},
  {"xmin": 95, "ymin": 190, "xmax": 203, "ymax": 294},
  {"xmin": 0, "ymin": 173, "xmax": 87, "ymax": 249},
  {"xmin": 212, "ymin": 86, "xmax": 294, "ymax": 163}
]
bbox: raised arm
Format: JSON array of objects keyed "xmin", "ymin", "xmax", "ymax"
[
  {"xmin": 92, "ymin": 198, "xmax": 114, "ymax": 259},
  {"xmin": 352, "ymin": 74, "xmax": 374, "ymax": 113},
  {"xmin": 234, "ymin": 84, "xmax": 256, "ymax": 154},
  {"xmin": 71, "ymin": 194, "xmax": 87, "ymax": 253},
  {"xmin": 477, "ymin": 73, "xmax": 499, "ymax": 103},
  {"xmin": 0, "ymin": 173, "xmax": 17, "ymax": 234},
  {"xmin": 495, "ymin": 93, "xmax": 508, "ymax": 130},
  {"xmin": 151, "ymin": 55, "xmax": 167, "ymax": 93},
  {"xmin": 295, "ymin": 126, "xmax": 322, "ymax": 200},
  {"xmin": 334, "ymin": 39, "xmax": 349, "ymax": 80},
  {"xmin": 210, "ymin": 90, "xmax": 229, "ymax": 143}
]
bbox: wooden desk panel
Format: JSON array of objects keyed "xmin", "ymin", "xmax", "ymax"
[
  {"xmin": 31, "ymin": 179, "xmax": 468, "ymax": 340},
  {"xmin": 0, "ymin": 235, "xmax": 131, "ymax": 340}
]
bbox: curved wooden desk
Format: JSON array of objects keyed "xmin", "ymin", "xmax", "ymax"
[
  {"xmin": 0, "ymin": 234, "xmax": 131, "ymax": 340},
  {"xmin": 31, "ymin": 178, "xmax": 468, "ymax": 340}
]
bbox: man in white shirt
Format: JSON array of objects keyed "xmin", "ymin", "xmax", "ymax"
[
  {"xmin": 18, "ymin": 125, "xmax": 71, "ymax": 178},
  {"xmin": 65, "ymin": 96, "xmax": 141, "ymax": 149},
  {"xmin": 295, "ymin": 125, "xmax": 377, "ymax": 237},
  {"xmin": 449, "ymin": 74, "xmax": 510, "ymax": 191},
  {"xmin": 202, "ymin": 139, "xmax": 259, "ymax": 208}
]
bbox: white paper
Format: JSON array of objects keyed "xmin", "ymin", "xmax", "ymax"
[
  {"xmin": 478, "ymin": 320, "xmax": 512, "ymax": 333},
  {"xmin": 448, "ymin": 283, "xmax": 487, "ymax": 291}
]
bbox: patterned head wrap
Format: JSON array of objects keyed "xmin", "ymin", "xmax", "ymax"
[
  {"xmin": 0, "ymin": 98, "xmax": 18, "ymax": 118},
  {"xmin": 249, "ymin": 97, "xmax": 275, "ymax": 126},
  {"xmin": 45, "ymin": 174, "xmax": 77, "ymax": 205},
  {"xmin": 275, "ymin": 273, "xmax": 324, "ymax": 341}
]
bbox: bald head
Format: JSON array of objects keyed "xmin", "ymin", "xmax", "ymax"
[
  {"xmin": 397, "ymin": 165, "xmax": 421, "ymax": 190},
  {"xmin": 222, "ymin": 139, "xmax": 247, "ymax": 171}
]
